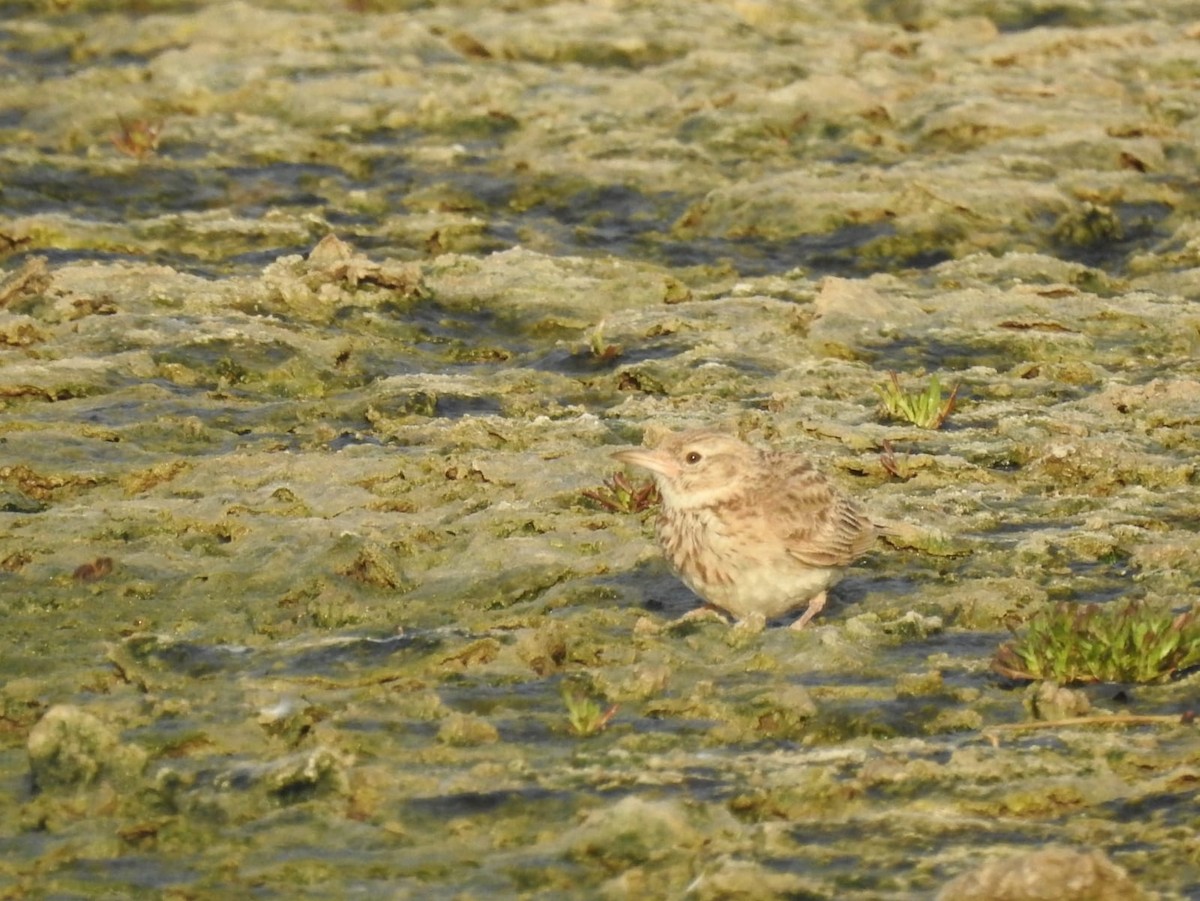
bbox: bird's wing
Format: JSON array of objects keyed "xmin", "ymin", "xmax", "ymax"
[{"xmin": 758, "ymin": 456, "xmax": 877, "ymax": 567}]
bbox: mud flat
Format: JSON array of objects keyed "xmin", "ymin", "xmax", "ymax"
[{"xmin": 1, "ymin": 2, "xmax": 1198, "ymax": 897}]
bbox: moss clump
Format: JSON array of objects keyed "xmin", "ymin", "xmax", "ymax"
[{"xmin": 27, "ymin": 705, "xmax": 147, "ymax": 792}]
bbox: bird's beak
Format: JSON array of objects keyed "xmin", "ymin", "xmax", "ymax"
[{"xmin": 611, "ymin": 447, "xmax": 678, "ymax": 480}]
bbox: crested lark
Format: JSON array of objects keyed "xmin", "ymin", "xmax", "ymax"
[{"xmin": 612, "ymin": 429, "xmax": 879, "ymax": 630}]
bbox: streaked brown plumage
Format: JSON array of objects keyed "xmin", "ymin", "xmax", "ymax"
[{"xmin": 612, "ymin": 429, "xmax": 878, "ymax": 629}]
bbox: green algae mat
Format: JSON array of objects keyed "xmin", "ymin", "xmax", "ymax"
[{"xmin": 2, "ymin": 1, "xmax": 1200, "ymax": 898}]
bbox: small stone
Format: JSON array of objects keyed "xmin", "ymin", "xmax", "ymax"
[{"xmin": 1029, "ymin": 681, "xmax": 1091, "ymax": 720}]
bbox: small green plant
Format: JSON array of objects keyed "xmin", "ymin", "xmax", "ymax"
[
  {"xmin": 561, "ymin": 683, "xmax": 618, "ymax": 737},
  {"xmin": 582, "ymin": 471, "xmax": 660, "ymax": 514},
  {"xmin": 588, "ymin": 319, "xmax": 622, "ymax": 362},
  {"xmin": 876, "ymin": 371, "xmax": 959, "ymax": 429},
  {"xmin": 993, "ymin": 599, "xmax": 1200, "ymax": 685}
]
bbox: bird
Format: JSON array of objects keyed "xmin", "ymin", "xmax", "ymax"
[{"xmin": 611, "ymin": 428, "xmax": 880, "ymax": 630}]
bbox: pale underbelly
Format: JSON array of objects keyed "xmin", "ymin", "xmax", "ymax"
[{"xmin": 678, "ymin": 559, "xmax": 844, "ymax": 620}]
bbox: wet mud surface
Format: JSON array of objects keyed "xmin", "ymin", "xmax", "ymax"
[{"xmin": 1, "ymin": 2, "xmax": 1199, "ymax": 898}]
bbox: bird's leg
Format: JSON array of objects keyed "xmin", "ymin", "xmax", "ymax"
[{"xmin": 788, "ymin": 591, "xmax": 827, "ymax": 631}]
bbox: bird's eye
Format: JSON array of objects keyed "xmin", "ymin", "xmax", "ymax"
[{"xmin": 685, "ymin": 451, "xmax": 702, "ymax": 464}]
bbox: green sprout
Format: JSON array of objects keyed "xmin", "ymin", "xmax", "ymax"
[
  {"xmin": 582, "ymin": 471, "xmax": 660, "ymax": 514},
  {"xmin": 993, "ymin": 599, "xmax": 1200, "ymax": 685},
  {"xmin": 561, "ymin": 683, "xmax": 618, "ymax": 737},
  {"xmin": 876, "ymin": 371, "xmax": 959, "ymax": 429},
  {"xmin": 588, "ymin": 319, "xmax": 622, "ymax": 362}
]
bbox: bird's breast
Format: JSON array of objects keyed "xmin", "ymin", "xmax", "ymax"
[{"xmin": 656, "ymin": 507, "xmax": 736, "ymax": 594}]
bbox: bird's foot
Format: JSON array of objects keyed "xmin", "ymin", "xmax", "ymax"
[
  {"xmin": 731, "ymin": 611, "xmax": 766, "ymax": 635},
  {"xmin": 788, "ymin": 591, "xmax": 828, "ymax": 631}
]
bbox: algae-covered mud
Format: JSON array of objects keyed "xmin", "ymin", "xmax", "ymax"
[{"xmin": 2, "ymin": 1, "xmax": 1200, "ymax": 898}]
